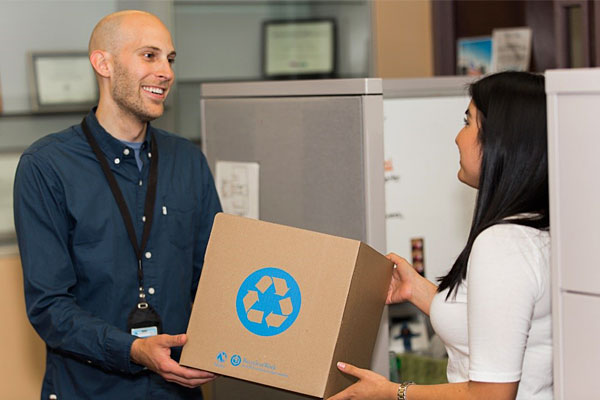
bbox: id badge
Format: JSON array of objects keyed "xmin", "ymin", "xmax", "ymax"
[
  {"xmin": 131, "ymin": 326, "xmax": 158, "ymax": 338},
  {"xmin": 127, "ymin": 302, "xmax": 163, "ymax": 337}
]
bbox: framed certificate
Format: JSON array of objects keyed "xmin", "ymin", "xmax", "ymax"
[
  {"xmin": 262, "ymin": 19, "xmax": 337, "ymax": 80},
  {"xmin": 29, "ymin": 52, "xmax": 98, "ymax": 112}
]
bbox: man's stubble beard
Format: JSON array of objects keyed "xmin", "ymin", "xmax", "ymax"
[{"xmin": 111, "ymin": 60, "xmax": 163, "ymax": 123}]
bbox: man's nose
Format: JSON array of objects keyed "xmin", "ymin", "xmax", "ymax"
[{"xmin": 156, "ymin": 58, "xmax": 174, "ymax": 81}]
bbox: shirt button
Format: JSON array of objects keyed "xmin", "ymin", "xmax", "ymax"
[
  {"xmin": 142, "ymin": 216, "xmax": 146, "ymax": 222},
  {"xmin": 145, "ymin": 252, "xmax": 152, "ymax": 259},
  {"xmin": 87, "ymin": 360, "xmax": 92, "ymax": 364},
  {"xmin": 49, "ymin": 395, "xmax": 58, "ymax": 400},
  {"xmin": 123, "ymin": 148, "xmax": 130, "ymax": 156},
  {"xmin": 148, "ymin": 287, "xmax": 155, "ymax": 295},
  {"xmin": 148, "ymin": 152, "xmax": 152, "ymax": 158},
  {"xmin": 139, "ymin": 180, "xmax": 143, "ymax": 186},
  {"xmin": 114, "ymin": 158, "xmax": 120, "ymax": 165}
]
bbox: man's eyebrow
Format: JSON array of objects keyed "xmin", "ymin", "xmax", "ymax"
[{"xmin": 136, "ymin": 46, "xmax": 176, "ymax": 57}]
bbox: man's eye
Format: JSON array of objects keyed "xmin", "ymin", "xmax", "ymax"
[{"xmin": 143, "ymin": 53, "xmax": 154, "ymax": 59}]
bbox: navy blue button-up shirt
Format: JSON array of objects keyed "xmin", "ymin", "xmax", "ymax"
[{"xmin": 14, "ymin": 110, "xmax": 221, "ymax": 399}]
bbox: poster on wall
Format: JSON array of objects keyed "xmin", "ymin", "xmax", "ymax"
[
  {"xmin": 492, "ymin": 27, "xmax": 532, "ymax": 72},
  {"xmin": 215, "ymin": 161, "xmax": 260, "ymax": 219},
  {"xmin": 456, "ymin": 36, "xmax": 493, "ymax": 76}
]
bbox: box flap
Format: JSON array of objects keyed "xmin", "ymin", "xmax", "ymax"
[{"xmin": 324, "ymin": 242, "xmax": 393, "ymax": 398}]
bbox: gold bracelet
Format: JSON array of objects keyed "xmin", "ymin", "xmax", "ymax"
[{"xmin": 397, "ymin": 382, "xmax": 415, "ymax": 400}]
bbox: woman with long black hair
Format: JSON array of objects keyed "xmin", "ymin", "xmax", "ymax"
[{"xmin": 328, "ymin": 71, "xmax": 551, "ymax": 400}]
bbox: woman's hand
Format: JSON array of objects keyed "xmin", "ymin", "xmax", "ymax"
[
  {"xmin": 326, "ymin": 362, "xmax": 397, "ymax": 400},
  {"xmin": 386, "ymin": 253, "xmax": 438, "ymax": 315},
  {"xmin": 386, "ymin": 253, "xmax": 418, "ymax": 305}
]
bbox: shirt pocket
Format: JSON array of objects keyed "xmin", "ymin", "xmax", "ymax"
[{"xmin": 162, "ymin": 197, "xmax": 195, "ymax": 249}]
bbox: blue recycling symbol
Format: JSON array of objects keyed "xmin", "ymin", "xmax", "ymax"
[{"xmin": 236, "ymin": 267, "xmax": 301, "ymax": 336}]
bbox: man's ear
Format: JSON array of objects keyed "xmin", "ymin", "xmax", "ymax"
[{"xmin": 89, "ymin": 50, "xmax": 111, "ymax": 78}]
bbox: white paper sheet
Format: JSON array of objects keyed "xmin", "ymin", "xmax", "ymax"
[{"xmin": 215, "ymin": 161, "xmax": 260, "ymax": 219}]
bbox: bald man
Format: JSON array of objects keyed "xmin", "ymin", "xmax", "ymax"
[{"xmin": 14, "ymin": 11, "xmax": 221, "ymax": 399}]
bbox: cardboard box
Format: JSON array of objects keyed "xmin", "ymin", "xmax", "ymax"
[{"xmin": 180, "ymin": 213, "xmax": 393, "ymax": 398}]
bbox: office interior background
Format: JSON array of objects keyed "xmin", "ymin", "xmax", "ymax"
[{"xmin": 1, "ymin": 0, "xmax": 599, "ymax": 399}]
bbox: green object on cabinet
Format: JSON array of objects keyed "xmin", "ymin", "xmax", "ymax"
[{"xmin": 397, "ymin": 353, "xmax": 448, "ymax": 384}]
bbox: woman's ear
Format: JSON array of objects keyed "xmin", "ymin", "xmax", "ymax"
[{"xmin": 89, "ymin": 50, "xmax": 111, "ymax": 78}]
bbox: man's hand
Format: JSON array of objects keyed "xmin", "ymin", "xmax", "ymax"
[{"xmin": 130, "ymin": 333, "xmax": 217, "ymax": 388}]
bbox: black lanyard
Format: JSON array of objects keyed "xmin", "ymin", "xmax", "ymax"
[{"xmin": 81, "ymin": 118, "xmax": 158, "ymax": 306}]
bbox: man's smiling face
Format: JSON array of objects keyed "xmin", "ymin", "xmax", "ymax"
[{"xmin": 109, "ymin": 14, "xmax": 176, "ymax": 123}]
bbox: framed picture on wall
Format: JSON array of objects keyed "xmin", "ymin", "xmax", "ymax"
[
  {"xmin": 29, "ymin": 52, "xmax": 97, "ymax": 112},
  {"xmin": 492, "ymin": 27, "xmax": 532, "ymax": 72},
  {"xmin": 456, "ymin": 36, "xmax": 493, "ymax": 76},
  {"xmin": 262, "ymin": 18, "xmax": 337, "ymax": 80}
]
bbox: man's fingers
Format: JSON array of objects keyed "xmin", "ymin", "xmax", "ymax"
[
  {"xmin": 163, "ymin": 374, "xmax": 195, "ymax": 388},
  {"xmin": 178, "ymin": 333, "xmax": 188, "ymax": 345},
  {"xmin": 162, "ymin": 373, "xmax": 196, "ymax": 388},
  {"xmin": 336, "ymin": 361, "xmax": 365, "ymax": 379},
  {"xmin": 162, "ymin": 372, "xmax": 217, "ymax": 388},
  {"xmin": 146, "ymin": 332, "xmax": 217, "ymax": 388},
  {"xmin": 159, "ymin": 333, "xmax": 186, "ymax": 347},
  {"xmin": 159, "ymin": 358, "xmax": 216, "ymax": 380},
  {"xmin": 184, "ymin": 376, "xmax": 217, "ymax": 386},
  {"xmin": 173, "ymin": 365, "xmax": 217, "ymax": 380}
]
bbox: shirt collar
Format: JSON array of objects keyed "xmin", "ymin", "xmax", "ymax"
[{"xmin": 84, "ymin": 107, "xmax": 153, "ymax": 158}]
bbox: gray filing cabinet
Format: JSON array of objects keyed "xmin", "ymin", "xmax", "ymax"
[{"xmin": 200, "ymin": 78, "xmax": 387, "ymax": 399}]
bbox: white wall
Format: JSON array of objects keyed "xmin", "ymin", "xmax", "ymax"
[
  {"xmin": 384, "ymin": 95, "xmax": 476, "ymax": 282},
  {"xmin": 310, "ymin": 1, "xmax": 373, "ymax": 78},
  {"xmin": 173, "ymin": 1, "xmax": 371, "ymax": 81}
]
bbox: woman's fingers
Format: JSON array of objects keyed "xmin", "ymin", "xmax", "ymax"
[{"xmin": 337, "ymin": 361, "xmax": 366, "ymax": 379}]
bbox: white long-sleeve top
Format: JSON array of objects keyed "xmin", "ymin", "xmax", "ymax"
[{"xmin": 430, "ymin": 223, "xmax": 552, "ymax": 399}]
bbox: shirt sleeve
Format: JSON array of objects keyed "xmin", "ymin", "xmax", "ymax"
[
  {"xmin": 14, "ymin": 153, "xmax": 143, "ymax": 375},
  {"xmin": 467, "ymin": 224, "xmax": 542, "ymax": 383},
  {"xmin": 191, "ymin": 152, "xmax": 222, "ymax": 299}
]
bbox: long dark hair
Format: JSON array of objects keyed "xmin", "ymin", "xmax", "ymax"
[{"xmin": 437, "ymin": 71, "xmax": 549, "ymax": 299}]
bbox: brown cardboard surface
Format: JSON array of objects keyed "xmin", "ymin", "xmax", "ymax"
[
  {"xmin": 0, "ymin": 254, "xmax": 46, "ymax": 399},
  {"xmin": 325, "ymin": 243, "xmax": 393, "ymax": 397},
  {"xmin": 181, "ymin": 213, "xmax": 392, "ymax": 398}
]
